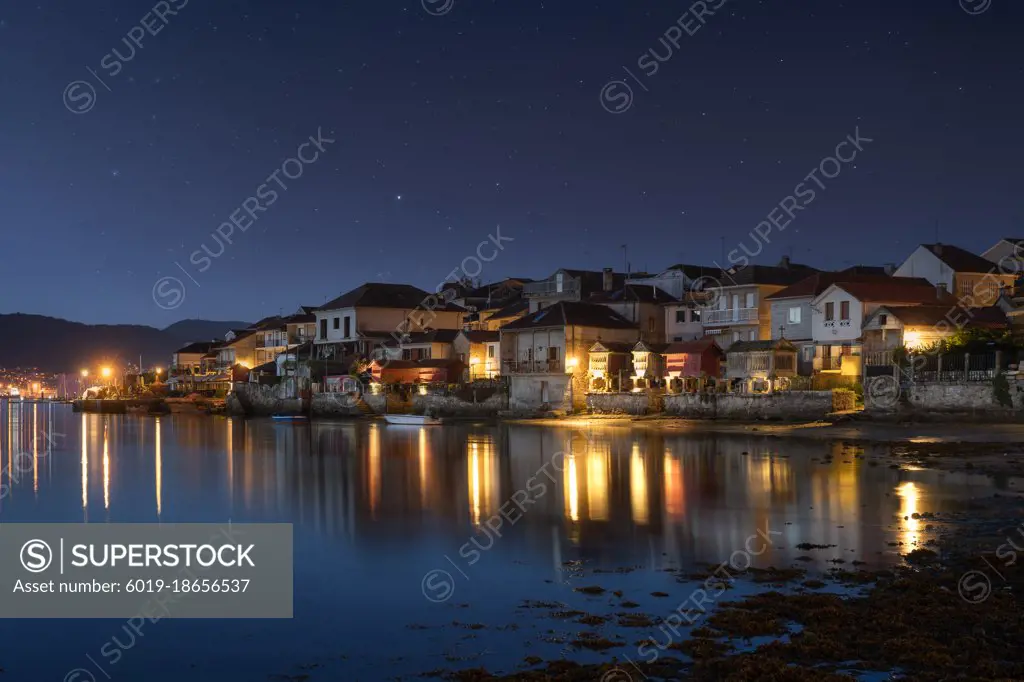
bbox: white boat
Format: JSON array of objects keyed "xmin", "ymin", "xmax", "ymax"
[{"xmin": 383, "ymin": 414, "xmax": 443, "ymax": 426}]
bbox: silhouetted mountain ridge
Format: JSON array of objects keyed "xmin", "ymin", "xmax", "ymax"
[{"xmin": 0, "ymin": 314, "xmax": 250, "ymax": 372}]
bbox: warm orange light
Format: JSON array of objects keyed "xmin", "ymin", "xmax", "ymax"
[
  {"xmin": 80, "ymin": 369, "xmax": 89, "ymax": 377},
  {"xmin": 101, "ymin": 367, "xmax": 112, "ymax": 378},
  {"xmin": 155, "ymin": 367, "xmax": 163, "ymax": 374}
]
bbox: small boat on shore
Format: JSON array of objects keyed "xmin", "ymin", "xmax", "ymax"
[{"xmin": 384, "ymin": 414, "xmax": 443, "ymax": 426}]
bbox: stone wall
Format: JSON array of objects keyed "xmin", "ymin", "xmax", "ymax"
[
  {"xmin": 586, "ymin": 392, "xmax": 663, "ymax": 415},
  {"xmin": 663, "ymin": 391, "xmax": 834, "ymax": 420},
  {"xmin": 509, "ymin": 374, "xmax": 573, "ymax": 412},
  {"xmin": 228, "ymin": 383, "xmax": 304, "ymax": 416},
  {"xmin": 310, "ymin": 392, "xmax": 367, "ymax": 417},
  {"xmin": 864, "ymin": 376, "xmax": 1024, "ymax": 419},
  {"xmin": 412, "ymin": 392, "xmax": 507, "ymax": 417}
]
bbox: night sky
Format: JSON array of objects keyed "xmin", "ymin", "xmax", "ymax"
[{"xmin": 3, "ymin": 0, "xmax": 1022, "ymax": 326}]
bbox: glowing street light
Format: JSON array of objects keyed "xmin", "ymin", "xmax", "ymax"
[
  {"xmin": 101, "ymin": 367, "xmax": 111, "ymax": 378},
  {"xmin": 81, "ymin": 369, "xmax": 89, "ymax": 377}
]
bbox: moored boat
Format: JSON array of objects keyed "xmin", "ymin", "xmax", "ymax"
[{"xmin": 383, "ymin": 414, "xmax": 443, "ymax": 426}]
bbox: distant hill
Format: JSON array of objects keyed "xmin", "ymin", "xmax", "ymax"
[
  {"xmin": 0, "ymin": 314, "xmax": 251, "ymax": 372},
  {"xmin": 162, "ymin": 319, "xmax": 252, "ymax": 344}
]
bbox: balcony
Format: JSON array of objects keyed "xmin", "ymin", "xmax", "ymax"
[
  {"xmin": 523, "ymin": 279, "xmax": 580, "ymax": 298},
  {"xmin": 503, "ymin": 360, "xmax": 565, "ymax": 374},
  {"xmin": 702, "ymin": 307, "xmax": 759, "ymax": 325}
]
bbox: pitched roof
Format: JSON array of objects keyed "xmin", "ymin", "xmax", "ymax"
[
  {"xmin": 401, "ymin": 329, "xmax": 461, "ymax": 345},
  {"xmin": 174, "ymin": 340, "xmax": 219, "ymax": 355},
  {"xmin": 319, "ymin": 283, "xmax": 465, "ymax": 312},
  {"xmin": 662, "ymin": 337, "xmax": 724, "ymax": 355},
  {"xmin": 633, "ymin": 339, "xmax": 671, "ymax": 353},
  {"xmin": 501, "ymin": 301, "xmax": 637, "ymax": 331},
  {"xmin": 921, "ymin": 243, "xmax": 997, "ymax": 274},
  {"xmin": 486, "ymin": 299, "xmax": 529, "ymax": 320},
  {"xmin": 767, "ymin": 272, "xmax": 909, "ymax": 300},
  {"xmin": 587, "ymin": 284, "xmax": 678, "ymax": 304},
  {"xmin": 718, "ymin": 262, "xmax": 819, "ymax": 287},
  {"xmin": 726, "ymin": 339, "xmax": 797, "ymax": 353},
  {"xmin": 589, "ymin": 340, "xmax": 635, "ymax": 353},
  {"xmin": 284, "ymin": 311, "xmax": 316, "ymax": 324},
  {"xmin": 459, "ymin": 330, "xmax": 500, "ymax": 344},
  {"xmin": 825, "ymin": 279, "xmax": 954, "ymax": 305},
  {"xmin": 663, "ymin": 264, "xmax": 721, "ymax": 280},
  {"xmin": 372, "ymin": 358, "xmax": 465, "ymax": 370},
  {"xmin": 876, "ymin": 305, "xmax": 1006, "ymax": 329}
]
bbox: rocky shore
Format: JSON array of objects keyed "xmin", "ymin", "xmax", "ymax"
[{"xmin": 423, "ymin": 440, "xmax": 1024, "ymax": 682}]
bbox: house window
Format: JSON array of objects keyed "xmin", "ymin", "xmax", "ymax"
[
  {"xmin": 691, "ymin": 308, "xmax": 701, "ymax": 322},
  {"xmin": 343, "ymin": 316, "xmax": 351, "ymax": 338},
  {"xmin": 745, "ymin": 292, "xmax": 755, "ymax": 308},
  {"xmin": 840, "ymin": 301, "xmax": 850, "ymax": 320},
  {"xmin": 648, "ymin": 316, "xmax": 656, "ymax": 333},
  {"xmin": 733, "ymin": 331, "xmax": 740, "ymax": 342},
  {"xmin": 878, "ymin": 314, "xmax": 888, "ymax": 326},
  {"xmin": 802, "ymin": 346, "xmax": 814, "ymax": 361},
  {"xmin": 675, "ymin": 310, "xmax": 686, "ymax": 323},
  {"xmin": 749, "ymin": 330, "xmax": 757, "ymax": 341},
  {"xmin": 548, "ymin": 347, "xmax": 559, "ymax": 361},
  {"xmin": 319, "ymin": 319, "xmax": 327, "ymax": 339},
  {"xmin": 487, "ymin": 345, "xmax": 495, "ymax": 358},
  {"xmin": 402, "ymin": 349, "xmax": 411, "ymax": 360},
  {"xmin": 556, "ymin": 273, "xmax": 564, "ymax": 293},
  {"xmin": 731, "ymin": 294, "xmax": 739, "ymax": 310},
  {"xmin": 333, "ymin": 317, "xmax": 340, "ymax": 330},
  {"xmin": 788, "ymin": 307, "xmax": 801, "ymax": 324},
  {"xmin": 825, "ymin": 302, "xmax": 835, "ymax": 321}
]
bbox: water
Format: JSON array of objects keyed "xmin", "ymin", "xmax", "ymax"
[{"xmin": 0, "ymin": 402, "xmax": 1009, "ymax": 681}]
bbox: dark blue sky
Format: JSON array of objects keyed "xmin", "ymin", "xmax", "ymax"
[{"xmin": 2, "ymin": 0, "xmax": 1022, "ymax": 326}]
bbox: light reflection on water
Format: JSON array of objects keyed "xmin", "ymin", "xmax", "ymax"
[{"xmin": 0, "ymin": 402, "xmax": 1010, "ymax": 681}]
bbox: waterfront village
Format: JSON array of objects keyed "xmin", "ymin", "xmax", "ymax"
[{"xmin": 80, "ymin": 238, "xmax": 1013, "ymax": 422}]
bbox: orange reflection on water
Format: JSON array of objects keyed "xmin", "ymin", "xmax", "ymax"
[
  {"xmin": 565, "ymin": 453, "xmax": 579, "ymax": 522},
  {"xmin": 896, "ymin": 481, "xmax": 920, "ymax": 547},
  {"xmin": 664, "ymin": 450, "xmax": 685, "ymax": 519},
  {"xmin": 368, "ymin": 423, "xmax": 381, "ymax": 516},
  {"xmin": 155, "ymin": 417, "xmax": 163, "ymax": 518},
  {"xmin": 80, "ymin": 413, "xmax": 88, "ymax": 511},
  {"xmin": 630, "ymin": 443, "xmax": 648, "ymax": 525},
  {"xmin": 467, "ymin": 435, "xmax": 497, "ymax": 525},
  {"xmin": 103, "ymin": 423, "xmax": 110, "ymax": 510}
]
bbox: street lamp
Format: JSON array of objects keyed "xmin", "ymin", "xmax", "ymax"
[
  {"xmin": 101, "ymin": 367, "xmax": 111, "ymax": 378},
  {"xmin": 80, "ymin": 369, "xmax": 89, "ymax": 377}
]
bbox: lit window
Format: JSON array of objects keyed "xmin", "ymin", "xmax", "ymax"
[{"xmin": 788, "ymin": 307, "xmax": 801, "ymax": 324}]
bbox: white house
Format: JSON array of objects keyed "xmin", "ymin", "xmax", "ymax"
[
  {"xmin": 314, "ymin": 283, "xmax": 465, "ymax": 361},
  {"xmin": 894, "ymin": 243, "xmax": 1014, "ymax": 307},
  {"xmin": 626, "ymin": 263, "xmax": 718, "ymax": 300},
  {"xmin": 809, "ymin": 278, "xmax": 950, "ymax": 375},
  {"xmin": 982, "ymin": 238, "xmax": 1024, "ymax": 275}
]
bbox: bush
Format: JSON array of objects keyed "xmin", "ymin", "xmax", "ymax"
[{"xmin": 832, "ymin": 388, "xmax": 857, "ymax": 411}]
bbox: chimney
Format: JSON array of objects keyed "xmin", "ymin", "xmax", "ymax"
[
  {"xmin": 934, "ymin": 243, "xmax": 943, "ymax": 256},
  {"xmin": 778, "ymin": 255, "xmax": 791, "ymax": 269},
  {"xmin": 602, "ymin": 267, "xmax": 614, "ymax": 292},
  {"xmin": 884, "ymin": 262, "xmax": 896, "ymax": 276}
]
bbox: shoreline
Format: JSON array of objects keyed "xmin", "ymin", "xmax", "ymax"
[{"xmin": 503, "ymin": 414, "xmax": 1024, "ymax": 444}]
